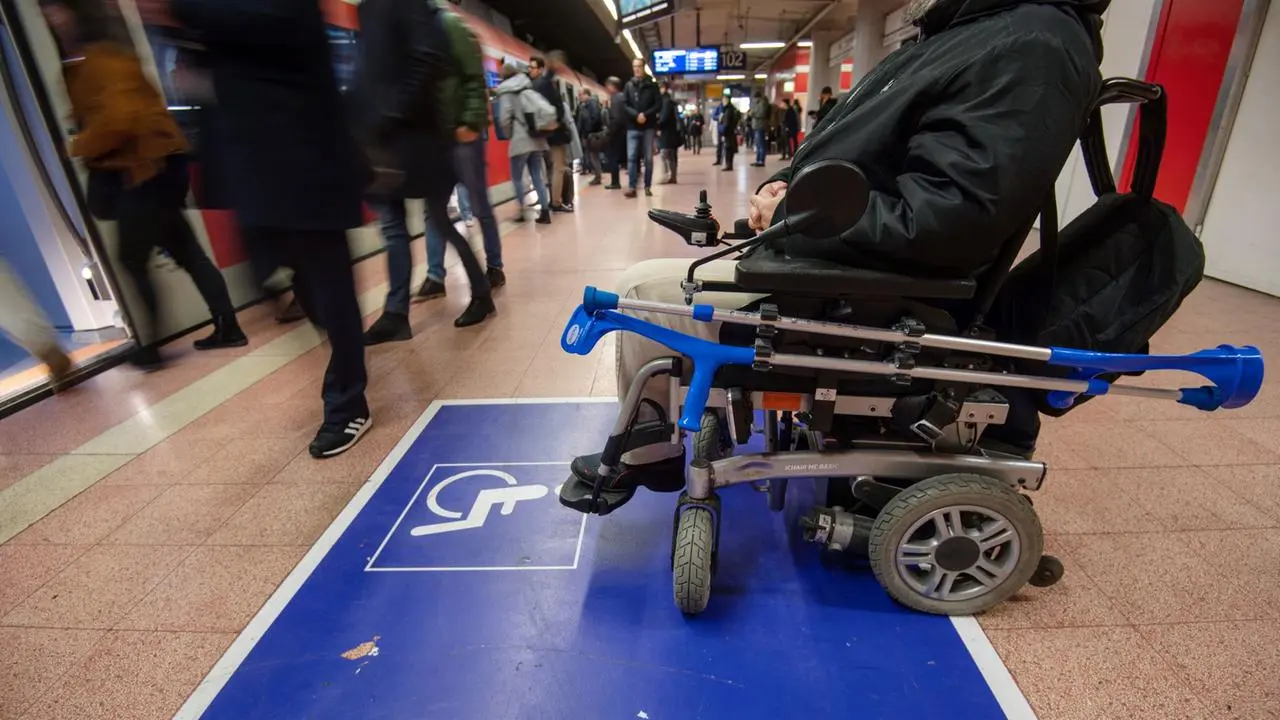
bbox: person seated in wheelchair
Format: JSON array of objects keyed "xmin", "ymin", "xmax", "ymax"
[{"xmin": 568, "ymin": 0, "xmax": 1114, "ymax": 509}]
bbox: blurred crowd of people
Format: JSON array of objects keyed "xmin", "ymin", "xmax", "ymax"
[
  {"xmin": 29, "ymin": 0, "xmax": 525, "ymax": 459},
  {"xmin": 10, "ymin": 0, "xmax": 818, "ymax": 458}
]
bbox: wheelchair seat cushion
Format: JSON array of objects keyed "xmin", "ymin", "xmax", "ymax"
[{"xmin": 734, "ymin": 246, "xmax": 977, "ymax": 300}]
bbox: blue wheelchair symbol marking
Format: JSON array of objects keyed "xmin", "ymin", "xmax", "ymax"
[{"xmin": 366, "ymin": 462, "xmax": 585, "ymax": 572}]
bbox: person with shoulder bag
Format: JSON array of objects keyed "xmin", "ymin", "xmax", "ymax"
[{"xmin": 495, "ymin": 63, "xmax": 553, "ymax": 224}]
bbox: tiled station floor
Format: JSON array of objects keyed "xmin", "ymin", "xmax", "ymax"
[{"xmin": 0, "ymin": 153, "xmax": 1278, "ymax": 719}]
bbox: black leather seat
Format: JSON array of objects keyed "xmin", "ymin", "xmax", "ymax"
[{"xmin": 734, "ymin": 247, "xmax": 977, "ymax": 301}]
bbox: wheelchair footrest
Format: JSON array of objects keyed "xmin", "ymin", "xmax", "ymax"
[{"xmin": 558, "ymin": 474, "xmax": 635, "ymax": 516}]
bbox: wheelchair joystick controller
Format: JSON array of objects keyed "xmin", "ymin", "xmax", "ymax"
[{"xmin": 694, "ymin": 190, "xmax": 712, "ymax": 220}]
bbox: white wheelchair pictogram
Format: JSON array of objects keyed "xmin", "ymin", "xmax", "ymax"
[{"xmin": 409, "ymin": 469, "xmax": 558, "ymax": 537}]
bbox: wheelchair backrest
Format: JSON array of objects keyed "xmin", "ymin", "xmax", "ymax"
[{"xmin": 966, "ymin": 77, "xmax": 1164, "ymax": 330}]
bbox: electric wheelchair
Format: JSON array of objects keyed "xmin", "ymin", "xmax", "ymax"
[{"xmin": 556, "ymin": 78, "xmax": 1267, "ymax": 617}]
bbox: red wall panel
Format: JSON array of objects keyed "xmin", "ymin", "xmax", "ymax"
[{"xmin": 1119, "ymin": 0, "xmax": 1246, "ymax": 213}]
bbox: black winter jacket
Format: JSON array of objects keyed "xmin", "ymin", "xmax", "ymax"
[
  {"xmin": 766, "ymin": 0, "xmax": 1108, "ymax": 278},
  {"xmin": 347, "ymin": 0, "xmax": 457, "ymax": 200},
  {"xmin": 532, "ymin": 72, "xmax": 571, "ymax": 147},
  {"xmin": 623, "ymin": 75, "xmax": 661, "ymax": 131},
  {"xmin": 171, "ymin": 0, "xmax": 368, "ymax": 231}
]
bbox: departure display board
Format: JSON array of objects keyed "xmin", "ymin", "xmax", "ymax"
[{"xmin": 651, "ymin": 47, "xmax": 720, "ymax": 75}]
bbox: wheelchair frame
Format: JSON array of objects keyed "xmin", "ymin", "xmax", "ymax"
[{"xmin": 556, "ymin": 76, "xmax": 1266, "ymax": 617}]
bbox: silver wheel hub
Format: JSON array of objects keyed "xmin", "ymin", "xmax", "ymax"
[{"xmin": 894, "ymin": 505, "xmax": 1020, "ymax": 603}]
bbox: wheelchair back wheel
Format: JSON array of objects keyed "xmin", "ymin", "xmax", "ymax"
[{"xmin": 867, "ymin": 474, "xmax": 1043, "ymax": 616}]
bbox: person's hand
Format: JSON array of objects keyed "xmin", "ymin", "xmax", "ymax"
[
  {"xmin": 749, "ymin": 181, "xmax": 788, "ymax": 231},
  {"xmin": 636, "ymin": 112, "xmax": 646, "ymax": 125},
  {"xmin": 455, "ymin": 127, "xmax": 479, "ymax": 143}
]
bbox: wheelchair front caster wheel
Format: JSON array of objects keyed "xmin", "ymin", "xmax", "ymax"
[
  {"xmin": 868, "ymin": 473, "xmax": 1044, "ymax": 616},
  {"xmin": 1028, "ymin": 554, "xmax": 1065, "ymax": 588},
  {"xmin": 672, "ymin": 499, "xmax": 718, "ymax": 615},
  {"xmin": 693, "ymin": 410, "xmax": 732, "ymax": 462}
]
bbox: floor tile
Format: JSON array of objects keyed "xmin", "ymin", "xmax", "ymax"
[
  {"xmin": 1178, "ymin": 529, "xmax": 1280, "ymax": 618},
  {"xmin": 1032, "ymin": 470, "xmax": 1162, "ymax": 535},
  {"xmin": 978, "ymin": 537, "xmax": 1124, "ymax": 629},
  {"xmin": 1115, "ymin": 467, "xmax": 1274, "ymax": 531},
  {"xmin": 206, "ymin": 483, "xmax": 361, "ymax": 546},
  {"xmin": 1059, "ymin": 533, "xmax": 1265, "ymax": 625},
  {"xmin": 1213, "ymin": 466, "xmax": 1280, "ymax": 522},
  {"xmin": 0, "ymin": 545, "xmax": 90, "ymax": 618},
  {"xmin": 1050, "ymin": 422, "xmax": 1188, "ymax": 468},
  {"xmin": 1138, "ymin": 621, "xmax": 1280, "ymax": 713},
  {"xmin": 0, "ymin": 627, "xmax": 104, "ymax": 718},
  {"xmin": 0, "ymin": 454, "xmax": 134, "ymax": 546},
  {"xmin": 117, "ymin": 545, "xmax": 306, "ymax": 632},
  {"xmin": 0, "ymin": 454, "xmax": 55, "ymax": 494},
  {"xmin": 24, "ymin": 630, "xmax": 234, "ymax": 720},
  {"xmin": 102, "ymin": 484, "xmax": 260, "ymax": 545},
  {"xmin": 99, "ymin": 436, "xmax": 226, "ymax": 486},
  {"xmin": 1, "ymin": 545, "xmax": 192, "ymax": 629},
  {"xmin": 177, "ymin": 437, "xmax": 303, "ymax": 485},
  {"xmin": 1138, "ymin": 420, "xmax": 1280, "ymax": 467},
  {"xmin": 987, "ymin": 626, "xmax": 1211, "ymax": 720},
  {"xmin": 7, "ymin": 484, "xmax": 168, "ymax": 545}
]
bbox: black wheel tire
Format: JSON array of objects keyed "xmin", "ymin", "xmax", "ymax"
[
  {"xmin": 867, "ymin": 473, "xmax": 1044, "ymax": 616},
  {"xmin": 693, "ymin": 410, "xmax": 727, "ymax": 462},
  {"xmin": 672, "ymin": 507, "xmax": 715, "ymax": 615},
  {"xmin": 1028, "ymin": 554, "xmax": 1065, "ymax": 588}
]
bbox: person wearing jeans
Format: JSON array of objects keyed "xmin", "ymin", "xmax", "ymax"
[
  {"xmin": 495, "ymin": 63, "xmax": 552, "ymax": 222},
  {"xmin": 510, "ymin": 153, "xmax": 551, "ymax": 222},
  {"xmin": 418, "ymin": 135, "xmax": 506, "ymax": 300},
  {"xmin": 369, "ymin": 194, "xmax": 492, "ymax": 337},
  {"xmin": 622, "ymin": 57, "xmax": 660, "ymax": 198}
]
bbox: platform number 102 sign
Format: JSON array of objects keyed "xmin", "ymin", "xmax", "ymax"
[{"xmin": 719, "ymin": 50, "xmax": 747, "ymax": 71}]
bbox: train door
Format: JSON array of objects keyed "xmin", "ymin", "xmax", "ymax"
[{"xmin": 0, "ymin": 0, "xmax": 131, "ymax": 409}]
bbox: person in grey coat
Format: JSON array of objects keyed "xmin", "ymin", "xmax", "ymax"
[
  {"xmin": 750, "ymin": 91, "xmax": 769, "ymax": 166},
  {"xmin": 496, "ymin": 65, "xmax": 552, "ymax": 224}
]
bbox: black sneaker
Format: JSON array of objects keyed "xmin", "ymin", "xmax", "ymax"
[
  {"xmin": 486, "ymin": 267, "xmax": 506, "ymax": 289},
  {"xmin": 535, "ymin": 209, "xmax": 552, "ymax": 224},
  {"xmin": 416, "ymin": 279, "xmax": 446, "ymax": 301},
  {"xmin": 454, "ymin": 296, "xmax": 495, "ymax": 328},
  {"xmin": 309, "ymin": 416, "xmax": 373, "ymax": 459},
  {"xmin": 644, "ymin": 187, "xmax": 653, "ymax": 197},
  {"xmin": 363, "ymin": 312, "xmax": 411, "ymax": 346}
]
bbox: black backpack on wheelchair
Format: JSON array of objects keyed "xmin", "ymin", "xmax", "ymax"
[{"xmin": 988, "ymin": 81, "xmax": 1206, "ymax": 417}]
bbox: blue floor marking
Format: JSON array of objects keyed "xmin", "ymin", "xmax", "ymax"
[{"xmin": 190, "ymin": 401, "xmax": 1021, "ymax": 720}]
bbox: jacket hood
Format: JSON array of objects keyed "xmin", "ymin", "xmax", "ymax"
[
  {"xmin": 497, "ymin": 72, "xmax": 532, "ymax": 95},
  {"xmin": 914, "ymin": 0, "xmax": 1110, "ymax": 59}
]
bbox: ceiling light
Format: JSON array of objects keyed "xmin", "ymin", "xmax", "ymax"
[
  {"xmin": 798, "ymin": 40, "xmax": 813, "ymax": 48},
  {"xmin": 622, "ymin": 29, "xmax": 643, "ymax": 60},
  {"xmin": 754, "ymin": 73, "xmax": 768, "ymax": 79},
  {"xmin": 738, "ymin": 41, "xmax": 785, "ymax": 50},
  {"xmin": 716, "ymin": 74, "xmax": 746, "ymax": 80},
  {"xmin": 598, "ymin": 0, "xmax": 617, "ymax": 20}
]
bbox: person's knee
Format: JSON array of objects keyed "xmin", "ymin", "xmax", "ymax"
[{"xmin": 617, "ymin": 259, "xmax": 691, "ymax": 302}]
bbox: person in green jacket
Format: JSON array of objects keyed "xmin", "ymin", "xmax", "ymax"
[{"xmin": 416, "ymin": 2, "xmax": 506, "ymax": 302}]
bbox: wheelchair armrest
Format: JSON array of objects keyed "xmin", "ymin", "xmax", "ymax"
[{"xmin": 734, "ymin": 247, "xmax": 977, "ymax": 301}]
